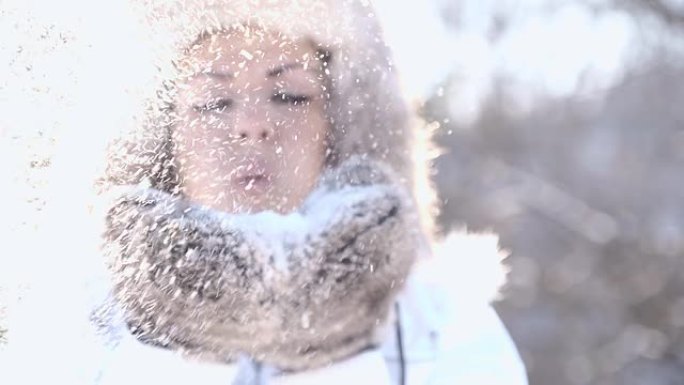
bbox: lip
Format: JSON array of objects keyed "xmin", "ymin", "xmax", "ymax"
[
  {"xmin": 231, "ymin": 158, "xmax": 273, "ymax": 194},
  {"xmin": 234, "ymin": 173, "xmax": 270, "ymax": 192}
]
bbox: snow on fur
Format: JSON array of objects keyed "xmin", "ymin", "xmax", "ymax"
[{"xmin": 102, "ymin": 158, "xmax": 420, "ymax": 371}]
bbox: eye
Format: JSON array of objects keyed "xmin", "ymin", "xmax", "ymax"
[
  {"xmin": 193, "ymin": 98, "xmax": 233, "ymax": 113},
  {"xmin": 271, "ymin": 91, "xmax": 311, "ymax": 106}
]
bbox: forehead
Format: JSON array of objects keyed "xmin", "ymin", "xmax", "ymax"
[{"xmin": 179, "ymin": 29, "xmax": 318, "ymax": 75}]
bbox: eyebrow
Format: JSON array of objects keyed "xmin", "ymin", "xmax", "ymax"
[{"xmin": 189, "ymin": 62, "xmax": 314, "ymax": 80}]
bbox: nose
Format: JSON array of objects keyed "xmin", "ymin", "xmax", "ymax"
[{"xmin": 234, "ymin": 104, "xmax": 274, "ymax": 142}]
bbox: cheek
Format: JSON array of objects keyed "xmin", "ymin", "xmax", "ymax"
[
  {"xmin": 274, "ymin": 103, "xmax": 327, "ymax": 146},
  {"xmin": 177, "ymin": 110, "xmax": 234, "ymax": 140},
  {"xmin": 277, "ymin": 111, "xmax": 327, "ymax": 181},
  {"xmin": 171, "ymin": 128, "xmax": 236, "ymax": 186},
  {"xmin": 173, "ymin": 110, "xmax": 240, "ymax": 154}
]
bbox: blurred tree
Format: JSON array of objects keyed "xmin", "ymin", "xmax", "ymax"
[
  {"xmin": 424, "ymin": 2, "xmax": 684, "ymax": 384},
  {"xmin": 609, "ymin": 0, "xmax": 684, "ymax": 27}
]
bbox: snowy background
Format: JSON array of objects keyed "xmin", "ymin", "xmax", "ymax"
[
  {"xmin": 3, "ymin": 1, "xmax": 684, "ymax": 384},
  {"xmin": 381, "ymin": 1, "xmax": 684, "ymax": 384}
]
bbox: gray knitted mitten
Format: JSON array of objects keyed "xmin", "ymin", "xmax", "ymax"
[{"xmin": 103, "ymin": 157, "xmax": 420, "ymax": 371}]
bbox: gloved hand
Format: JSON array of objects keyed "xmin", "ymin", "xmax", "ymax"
[{"xmin": 103, "ymin": 157, "xmax": 420, "ymax": 371}]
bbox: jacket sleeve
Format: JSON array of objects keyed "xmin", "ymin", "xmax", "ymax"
[{"xmin": 102, "ymin": 158, "xmax": 420, "ymax": 369}]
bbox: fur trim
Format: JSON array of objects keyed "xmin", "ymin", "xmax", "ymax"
[{"xmin": 419, "ymin": 231, "xmax": 509, "ymax": 306}]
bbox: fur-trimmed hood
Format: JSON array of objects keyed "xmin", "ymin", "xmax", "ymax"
[{"xmin": 102, "ymin": 0, "xmax": 436, "ymax": 238}]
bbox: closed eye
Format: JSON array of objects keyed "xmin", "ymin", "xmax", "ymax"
[
  {"xmin": 271, "ymin": 91, "xmax": 311, "ymax": 106},
  {"xmin": 193, "ymin": 98, "xmax": 233, "ymax": 113}
]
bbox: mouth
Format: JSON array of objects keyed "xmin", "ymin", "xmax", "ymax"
[
  {"xmin": 235, "ymin": 173, "xmax": 270, "ymax": 191},
  {"xmin": 232, "ymin": 160, "xmax": 272, "ymax": 194}
]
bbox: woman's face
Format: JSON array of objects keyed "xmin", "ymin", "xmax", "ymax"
[{"xmin": 172, "ymin": 29, "xmax": 328, "ymax": 213}]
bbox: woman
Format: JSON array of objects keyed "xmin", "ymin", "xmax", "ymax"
[{"xmin": 5, "ymin": 1, "xmax": 527, "ymax": 384}]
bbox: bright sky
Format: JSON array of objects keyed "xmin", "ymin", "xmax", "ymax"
[{"xmin": 372, "ymin": 0, "xmax": 635, "ymax": 123}]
